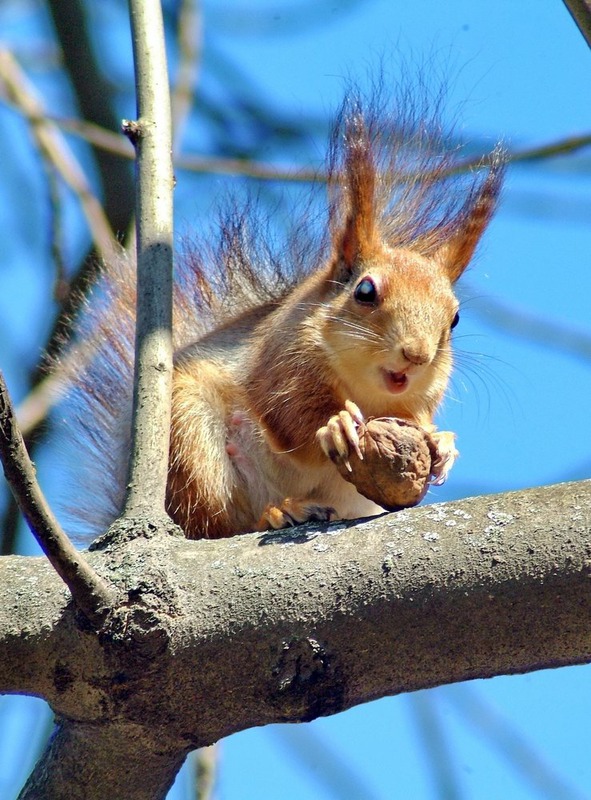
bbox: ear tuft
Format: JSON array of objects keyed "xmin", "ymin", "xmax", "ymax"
[
  {"xmin": 434, "ymin": 148, "xmax": 505, "ymax": 282},
  {"xmin": 330, "ymin": 101, "xmax": 380, "ymax": 270}
]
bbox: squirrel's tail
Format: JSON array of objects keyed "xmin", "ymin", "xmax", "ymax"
[
  {"xmin": 53, "ymin": 248, "xmax": 138, "ymax": 539},
  {"xmin": 53, "ymin": 204, "xmax": 319, "ymax": 541}
]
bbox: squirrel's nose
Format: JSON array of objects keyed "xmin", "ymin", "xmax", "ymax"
[{"xmin": 402, "ymin": 344, "xmax": 430, "ymax": 366}]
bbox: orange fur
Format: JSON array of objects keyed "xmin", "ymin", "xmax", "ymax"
[{"xmin": 60, "ymin": 87, "xmax": 503, "ymax": 540}]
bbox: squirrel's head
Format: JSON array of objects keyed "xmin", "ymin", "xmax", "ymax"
[
  {"xmin": 319, "ymin": 242, "xmax": 464, "ymax": 417},
  {"xmin": 318, "ymin": 104, "xmax": 503, "ymax": 417}
]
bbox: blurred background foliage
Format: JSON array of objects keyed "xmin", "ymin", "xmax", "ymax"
[{"xmin": 1, "ymin": 0, "xmax": 591, "ymax": 798}]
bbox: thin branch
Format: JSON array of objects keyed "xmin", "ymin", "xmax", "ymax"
[
  {"xmin": 171, "ymin": 0, "xmax": 202, "ymax": 156},
  {"xmin": 0, "ymin": 50, "xmax": 119, "ymax": 265},
  {"xmin": 46, "ymin": 0, "xmax": 136, "ymax": 237},
  {"xmin": 0, "ymin": 372, "xmax": 116, "ymax": 625},
  {"xmin": 15, "ymin": 332, "xmax": 103, "ymax": 437},
  {"xmin": 39, "ymin": 159, "xmax": 68, "ymax": 303},
  {"xmin": 122, "ymin": 0, "xmax": 174, "ymax": 518},
  {"xmin": 273, "ymin": 726, "xmax": 381, "ymax": 800},
  {"xmin": 409, "ymin": 692, "xmax": 463, "ymax": 800},
  {"xmin": 562, "ymin": 0, "xmax": 591, "ymax": 48},
  {"xmin": 465, "ymin": 284, "xmax": 591, "ymax": 362},
  {"xmin": 4, "ymin": 99, "xmax": 590, "ymax": 183},
  {"xmin": 446, "ymin": 684, "xmax": 588, "ymax": 800},
  {"xmin": 192, "ymin": 745, "xmax": 218, "ymax": 800}
]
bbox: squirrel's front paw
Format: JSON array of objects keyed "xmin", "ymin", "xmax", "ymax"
[
  {"xmin": 429, "ymin": 430, "xmax": 458, "ymax": 485},
  {"xmin": 316, "ymin": 400, "xmax": 364, "ymax": 472},
  {"xmin": 257, "ymin": 498, "xmax": 335, "ymax": 531}
]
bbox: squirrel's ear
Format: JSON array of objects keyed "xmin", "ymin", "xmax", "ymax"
[
  {"xmin": 331, "ymin": 110, "xmax": 379, "ymax": 273},
  {"xmin": 336, "ymin": 206, "xmax": 376, "ymax": 270},
  {"xmin": 433, "ymin": 156, "xmax": 504, "ymax": 282}
]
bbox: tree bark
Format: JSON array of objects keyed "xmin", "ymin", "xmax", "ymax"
[{"xmin": 1, "ymin": 480, "xmax": 589, "ymax": 799}]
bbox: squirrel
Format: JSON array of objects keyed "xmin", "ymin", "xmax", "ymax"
[{"xmin": 59, "ymin": 88, "xmax": 503, "ymax": 541}]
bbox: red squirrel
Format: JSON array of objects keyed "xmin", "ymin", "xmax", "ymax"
[{"xmin": 61, "ymin": 90, "xmax": 503, "ymax": 540}]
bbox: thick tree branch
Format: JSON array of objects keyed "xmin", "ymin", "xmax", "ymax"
[
  {"xmin": 0, "ymin": 372, "xmax": 116, "ymax": 625},
  {"xmin": 19, "ymin": 721, "xmax": 187, "ymax": 800},
  {"xmin": 122, "ymin": 0, "xmax": 174, "ymax": 520},
  {"xmin": 0, "ymin": 481, "xmax": 590, "ymax": 800}
]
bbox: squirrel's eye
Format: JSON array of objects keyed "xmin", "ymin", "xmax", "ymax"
[
  {"xmin": 354, "ymin": 277, "xmax": 378, "ymax": 305},
  {"xmin": 451, "ymin": 311, "xmax": 460, "ymax": 330}
]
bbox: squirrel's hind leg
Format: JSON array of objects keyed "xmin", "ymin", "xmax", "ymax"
[
  {"xmin": 168, "ymin": 363, "xmax": 248, "ymax": 538},
  {"xmin": 257, "ymin": 498, "xmax": 335, "ymax": 531}
]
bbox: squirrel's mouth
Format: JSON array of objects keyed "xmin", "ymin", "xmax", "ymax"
[{"xmin": 381, "ymin": 368, "xmax": 409, "ymax": 394}]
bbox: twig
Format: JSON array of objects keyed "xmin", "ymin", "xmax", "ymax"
[
  {"xmin": 0, "ymin": 50, "xmax": 119, "ymax": 265},
  {"xmin": 466, "ymin": 284, "xmax": 591, "ymax": 362},
  {"xmin": 3, "ymin": 100, "xmax": 590, "ymax": 183},
  {"xmin": 39, "ymin": 159, "xmax": 68, "ymax": 303},
  {"xmin": 46, "ymin": 0, "xmax": 135, "ymax": 238},
  {"xmin": 446, "ymin": 684, "xmax": 588, "ymax": 800},
  {"xmin": 122, "ymin": 0, "xmax": 174, "ymax": 519},
  {"xmin": 0, "ymin": 371, "xmax": 116, "ymax": 625},
  {"xmin": 192, "ymin": 745, "xmax": 218, "ymax": 800},
  {"xmin": 15, "ymin": 332, "xmax": 103, "ymax": 437},
  {"xmin": 408, "ymin": 692, "xmax": 463, "ymax": 800},
  {"xmin": 171, "ymin": 0, "xmax": 202, "ymax": 155},
  {"xmin": 273, "ymin": 725, "xmax": 381, "ymax": 800},
  {"xmin": 562, "ymin": 0, "xmax": 591, "ymax": 48}
]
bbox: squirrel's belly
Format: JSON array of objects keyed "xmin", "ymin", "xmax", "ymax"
[{"xmin": 225, "ymin": 413, "xmax": 385, "ymax": 525}]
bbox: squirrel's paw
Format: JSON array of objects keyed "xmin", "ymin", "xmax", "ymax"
[
  {"xmin": 316, "ymin": 400, "xmax": 364, "ymax": 472},
  {"xmin": 429, "ymin": 430, "xmax": 458, "ymax": 485},
  {"xmin": 257, "ymin": 498, "xmax": 335, "ymax": 531}
]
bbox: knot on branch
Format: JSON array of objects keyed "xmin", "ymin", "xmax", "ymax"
[{"xmin": 271, "ymin": 636, "xmax": 346, "ymax": 722}]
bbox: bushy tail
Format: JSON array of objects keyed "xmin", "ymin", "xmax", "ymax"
[{"xmin": 53, "ymin": 203, "xmax": 321, "ymax": 541}]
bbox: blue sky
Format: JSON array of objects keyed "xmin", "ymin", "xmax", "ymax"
[{"xmin": 1, "ymin": 1, "xmax": 591, "ymax": 798}]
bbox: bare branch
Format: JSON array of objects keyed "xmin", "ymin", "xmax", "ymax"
[
  {"xmin": 409, "ymin": 693, "xmax": 462, "ymax": 800},
  {"xmin": 171, "ymin": 0, "xmax": 203, "ymax": 155},
  {"xmin": 447, "ymin": 685, "xmax": 588, "ymax": 800},
  {"xmin": 562, "ymin": 0, "xmax": 591, "ymax": 48},
  {"xmin": 4, "ymin": 102, "xmax": 590, "ymax": 183},
  {"xmin": 192, "ymin": 745, "xmax": 219, "ymax": 800},
  {"xmin": 0, "ymin": 50, "xmax": 119, "ymax": 264},
  {"xmin": 122, "ymin": 0, "xmax": 174, "ymax": 519},
  {"xmin": 0, "ymin": 372, "xmax": 116, "ymax": 625},
  {"xmin": 2, "ymin": 479, "xmax": 591, "ymax": 800},
  {"xmin": 465, "ymin": 281, "xmax": 591, "ymax": 362},
  {"xmin": 46, "ymin": 0, "xmax": 135, "ymax": 237}
]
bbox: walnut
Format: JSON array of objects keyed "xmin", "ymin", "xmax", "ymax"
[{"xmin": 336, "ymin": 417, "xmax": 437, "ymax": 511}]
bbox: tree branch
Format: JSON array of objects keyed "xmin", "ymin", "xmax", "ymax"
[
  {"xmin": 171, "ymin": 0, "xmax": 202, "ymax": 155},
  {"xmin": 0, "ymin": 49, "xmax": 119, "ymax": 264},
  {"xmin": 4, "ymin": 102, "xmax": 589, "ymax": 184},
  {"xmin": 122, "ymin": 0, "xmax": 175, "ymax": 520},
  {"xmin": 562, "ymin": 0, "xmax": 591, "ymax": 47},
  {"xmin": 0, "ymin": 480, "xmax": 590, "ymax": 799},
  {"xmin": 18, "ymin": 721, "xmax": 187, "ymax": 800},
  {"xmin": 46, "ymin": 0, "xmax": 135, "ymax": 237},
  {"xmin": 0, "ymin": 371, "xmax": 116, "ymax": 625}
]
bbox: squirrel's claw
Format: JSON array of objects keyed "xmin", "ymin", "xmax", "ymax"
[
  {"xmin": 429, "ymin": 430, "xmax": 458, "ymax": 485},
  {"xmin": 257, "ymin": 499, "xmax": 335, "ymax": 531},
  {"xmin": 317, "ymin": 402, "xmax": 364, "ymax": 468}
]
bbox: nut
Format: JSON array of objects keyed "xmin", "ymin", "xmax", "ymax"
[{"xmin": 336, "ymin": 417, "xmax": 436, "ymax": 510}]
